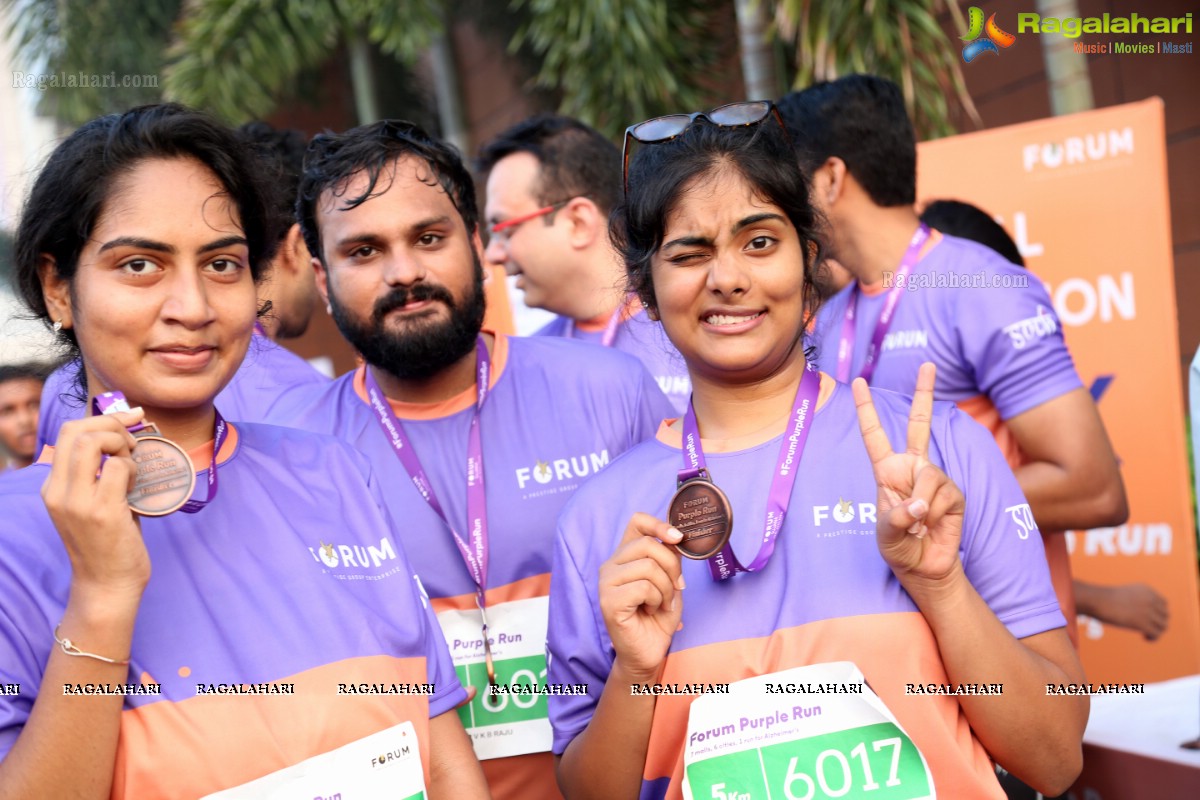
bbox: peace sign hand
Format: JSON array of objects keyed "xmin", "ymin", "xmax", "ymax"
[{"xmin": 852, "ymin": 363, "xmax": 965, "ymax": 585}]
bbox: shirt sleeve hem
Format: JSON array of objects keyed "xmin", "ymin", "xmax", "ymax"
[
  {"xmin": 428, "ymin": 686, "xmax": 469, "ymax": 718},
  {"xmin": 1002, "ymin": 604, "xmax": 1069, "ymax": 640},
  {"xmin": 552, "ymin": 727, "xmax": 584, "ymax": 755},
  {"xmin": 995, "ymin": 375, "xmax": 1083, "ymax": 421}
]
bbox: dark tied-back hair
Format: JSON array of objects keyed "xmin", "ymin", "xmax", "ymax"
[
  {"xmin": 477, "ymin": 114, "xmax": 622, "ymax": 216},
  {"xmin": 237, "ymin": 121, "xmax": 308, "ymax": 245},
  {"xmin": 778, "ymin": 75, "xmax": 917, "ymax": 208},
  {"xmin": 298, "ymin": 120, "xmax": 478, "ymax": 263},
  {"xmin": 921, "ymin": 199, "xmax": 1025, "ymax": 267},
  {"xmin": 613, "ymin": 118, "xmax": 825, "ymax": 337},
  {"xmin": 14, "ymin": 103, "xmax": 277, "ymax": 356}
]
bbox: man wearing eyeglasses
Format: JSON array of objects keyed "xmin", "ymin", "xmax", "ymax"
[
  {"xmin": 479, "ymin": 115, "xmax": 692, "ymax": 413},
  {"xmin": 288, "ymin": 119, "xmax": 674, "ymax": 800}
]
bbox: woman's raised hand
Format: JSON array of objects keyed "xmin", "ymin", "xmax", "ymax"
[
  {"xmin": 42, "ymin": 409, "xmax": 151, "ymax": 606},
  {"xmin": 852, "ymin": 363, "xmax": 965, "ymax": 585},
  {"xmin": 598, "ymin": 513, "xmax": 685, "ymax": 682}
]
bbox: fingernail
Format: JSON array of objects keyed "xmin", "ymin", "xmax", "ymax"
[
  {"xmin": 907, "ymin": 520, "xmax": 922, "ymax": 535},
  {"xmin": 676, "ymin": 574, "xmax": 686, "ymax": 591},
  {"xmin": 908, "ymin": 498, "xmax": 928, "ymax": 519},
  {"xmin": 669, "ymin": 597, "xmax": 677, "ymax": 612},
  {"xmin": 666, "ymin": 526, "xmax": 683, "ymax": 543}
]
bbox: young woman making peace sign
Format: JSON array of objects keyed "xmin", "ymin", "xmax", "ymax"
[{"xmin": 546, "ymin": 105, "xmax": 1087, "ymax": 800}]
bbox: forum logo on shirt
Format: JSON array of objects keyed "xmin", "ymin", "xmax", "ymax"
[
  {"xmin": 515, "ymin": 450, "xmax": 610, "ymax": 492},
  {"xmin": 309, "ymin": 535, "xmax": 401, "ymax": 576},
  {"xmin": 812, "ymin": 498, "xmax": 878, "ymax": 538},
  {"xmin": 882, "ymin": 329, "xmax": 929, "ymax": 352}
]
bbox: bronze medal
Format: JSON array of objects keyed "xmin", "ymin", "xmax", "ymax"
[
  {"xmin": 126, "ymin": 426, "xmax": 196, "ymax": 517},
  {"xmin": 668, "ymin": 476, "xmax": 733, "ymax": 560}
]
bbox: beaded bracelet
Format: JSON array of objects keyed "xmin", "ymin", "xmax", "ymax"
[{"xmin": 53, "ymin": 623, "xmax": 130, "ymax": 666}]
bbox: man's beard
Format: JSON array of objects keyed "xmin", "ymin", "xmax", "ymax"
[{"xmin": 328, "ymin": 258, "xmax": 487, "ymax": 382}]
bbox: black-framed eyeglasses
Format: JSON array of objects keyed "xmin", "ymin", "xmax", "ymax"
[{"xmin": 621, "ymin": 101, "xmax": 788, "ymax": 193}]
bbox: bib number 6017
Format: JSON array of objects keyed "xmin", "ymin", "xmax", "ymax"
[{"xmin": 784, "ymin": 737, "xmax": 904, "ymax": 799}]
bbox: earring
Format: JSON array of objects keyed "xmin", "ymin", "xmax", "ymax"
[{"xmin": 52, "ymin": 319, "xmax": 62, "ymax": 333}]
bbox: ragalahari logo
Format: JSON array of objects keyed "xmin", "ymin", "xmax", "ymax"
[{"xmin": 962, "ymin": 7, "xmax": 1017, "ymax": 62}]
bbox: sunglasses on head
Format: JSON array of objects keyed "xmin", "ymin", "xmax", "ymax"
[{"xmin": 621, "ymin": 101, "xmax": 788, "ymax": 193}]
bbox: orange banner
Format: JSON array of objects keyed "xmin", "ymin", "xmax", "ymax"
[{"xmin": 917, "ymin": 99, "xmax": 1199, "ymax": 684}]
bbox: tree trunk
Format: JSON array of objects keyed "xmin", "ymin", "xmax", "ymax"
[
  {"xmin": 734, "ymin": 0, "xmax": 779, "ymax": 101},
  {"xmin": 348, "ymin": 29, "xmax": 380, "ymax": 125},
  {"xmin": 429, "ymin": 14, "xmax": 469, "ymax": 157},
  {"xmin": 1036, "ymin": 0, "xmax": 1095, "ymax": 114}
]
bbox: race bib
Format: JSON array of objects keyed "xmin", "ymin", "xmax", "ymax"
[
  {"xmin": 202, "ymin": 720, "xmax": 425, "ymax": 799},
  {"xmin": 437, "ymin": 595, "xmax": 551, "ymax": 760},
  {"xmin": 683, "ymin": 662, "xmax": 934, "ymax": 800}
]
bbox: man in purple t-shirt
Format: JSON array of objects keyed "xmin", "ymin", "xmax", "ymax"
[
  {"xmin": 291, "ymin": 120, "xmax": 673, "ymax": 800},
  {"xmin": 477, "ymin": 115, "xmax": 692, "ymax": 412},
  {"xmin": 779, "ymin": 75, "xmax": 1128, "ymax": 647}
]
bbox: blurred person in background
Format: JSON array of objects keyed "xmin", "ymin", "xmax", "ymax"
[
  {"xmin": 0, "ymin": 362, "xmax": 47, "ymax": 471},
  {"xmin": 921, "ymin": 198, "xmax": 1168, "ymax": 644},
  {"xmin": 781, "ymin": 75, "xmax": 1129, "ymax": 651},
  {"xmin": 479, "ymin": 114, "xmax": 692, "ymax": 412}
]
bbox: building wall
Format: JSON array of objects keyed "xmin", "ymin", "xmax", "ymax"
[{"xmin": 943, "ymin": 0, "xmax": 1198, "ymax": 386}]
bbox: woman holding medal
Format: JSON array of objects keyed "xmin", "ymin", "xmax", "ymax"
[
  {"xmin": 546, "ymin": 104, "xmax": 1088, "ymax": 799},
  {"xmin": 0, "ymin": 105, "xmax": 488, "ymax": 798}
]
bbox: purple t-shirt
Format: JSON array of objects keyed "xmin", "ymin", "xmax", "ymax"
[
  {"xmin": 36, "ymin": 333, "xmax": 328, "ymax": 451},
  {"xmin": 0, "ymin": 423, "xmax": 463, "ymax": 796},
  {"xmin": 286, "ymin": 332, "xmax": 672, "ymax": 798},
  {"xmin": 547, "ymin": 381, "xmax": 1064, "ymax": 798},
  {"xmin": 813, "ymin": 233, "xmax": 1081, "ymax": 418},
  {"xmin": 289, "ymin": 333, "xmax": 671, "ymax": 604},
  {"xmin": 536, "ymin": 309, "xmax": 692, "ymax": 415}
]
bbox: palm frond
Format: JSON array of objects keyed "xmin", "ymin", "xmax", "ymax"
[
  {"xmin": 166, "ymin": 0, "xmax": 441, "ymax": 124},
  {"xmin": 165, "ymin": 0, "xmax": 342, "ymax": 122},
  {"xmin": 2, "ymin": 0, "xmax": 178, "ymax": 125},
  {"xmin": 775, "ymin": 0, "xmax": 979, "ymax": 138},
  {"xmin": 510, "ymin": 0, "xmax": 724, "ymax": 138}
]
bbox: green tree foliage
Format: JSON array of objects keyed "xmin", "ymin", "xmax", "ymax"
[
  {"xmin": 774, "ymin": 0, "xmax": 979, "ymax": 138},
  {"xmin": 5, "ymin": 1, "xmax": 978, "ymax": 139},
  {"xmin": 510, "ymin": 0, "xmax": 725, "ymax": 138},
  {"xmin": 2, "ymin": 0, "xmax": 179, "ymax": 125},
  {"xmin": 164, "ymin": 0, "xmax": 440, "ymax": 123}
]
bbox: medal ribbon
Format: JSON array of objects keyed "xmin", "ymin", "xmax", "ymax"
[
  {"xmin": 679, "ymin": 362, "xmax": 820, "ymax": 581},
  {"xmin": 93, "ymin": 391, "xmax": 226, "ymax": 513},
  {"xmin": 363, "ymin": 336, "xmax": 498, "ymax": 686},
  {"xmin": 835, "ymin": 223, "xmax": 930, "ymax": 384}
]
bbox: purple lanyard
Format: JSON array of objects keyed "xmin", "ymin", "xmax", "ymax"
[
  {"xmin": 836, "ymin": 224, "xmax": 930, "ymax": 384},
  {"xmin": 679, "ymin": 362, "xmax": 820, "ymax": 581},
  {"xmin": 252, "ymin": 321, "xmax": 267, "ymax": 337},
  {"xmin": 92, "ymin": 392, "xmax": 227, "ymax": 513},
  {"xmin": 568, "ymin": 297, "xmax": 632, "ymax": 348},
  {"xmin": 363, "ymin": 335, "xmax": 491, "ymax": 599}
]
